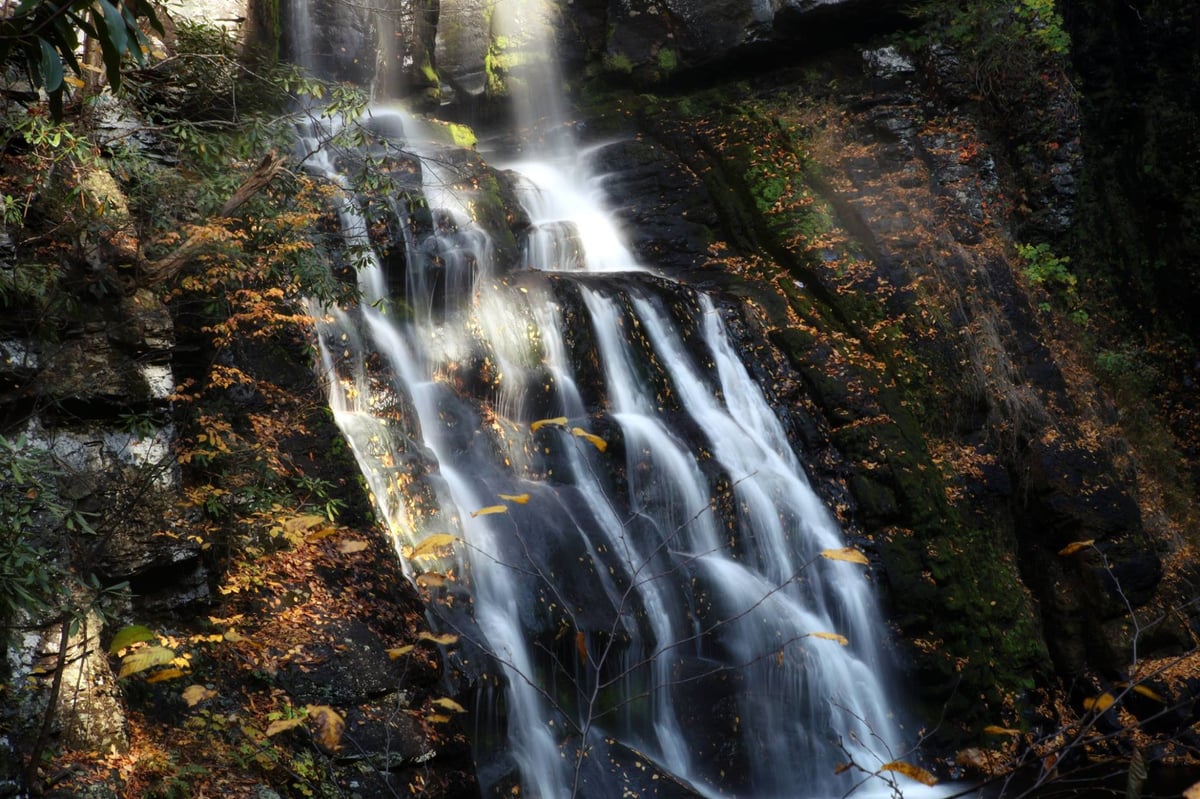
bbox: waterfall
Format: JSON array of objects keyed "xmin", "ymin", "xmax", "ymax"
[{"xmin": 295, "ymin": 1, "xmax": 917, "ymax": 796}]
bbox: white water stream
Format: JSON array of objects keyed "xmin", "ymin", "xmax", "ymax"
[{"xmin": 295, "ymin": 1, "xmax": 917, "ymax": 795}]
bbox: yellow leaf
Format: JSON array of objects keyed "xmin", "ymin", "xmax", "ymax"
[
  {"xmin": 1057, "ymin": 540, "xmax": 1095, "ymax": 556},
  {"xmin": 338, "ymin": 539, "xmax": 369, "ymax": 553},
  {"xmin": 471, "ymin": 504, "xmax": 508, "ymax": 517},
  {"xmin": 427, "ymin": 713, "xmax": 452, "ymax": 723},
  {"xmin": 571, "ymin": 427, "xmax": 607, "ymax": 452},
  {"xmin": 1130, "ymin": 684, "xmax": 1165, "ymax": 703},
  {"xmin": 387, "ymin": 645, "xmax": 415, "ymax": 659},
  {"xmin": 880, "ymin": 761, "xmax": 938, "ymax": 786},
  {"xmin": 145, "ymin": 667, "xmax": 188, "ymax": 684},
  {"xmin": 820, "ymin": 548, "xmax": 869, "ymax": 565},
  {"xmin": 809, "ymin": 632, "xmax": 849, "ymax": 646},
  {"xmin": 983, "ymin": 725, "xmax": 1021, "ymax": 736},
  {"xmin": 1182, "ymin": 780, "xmax": 1200, "ymax": 799},
  {"xmin": 409, "ymin": 533, "xmax": 457, "ymax": 559},
  {"xmin": 498, "ymin": 493, "xmax": 531, "ymax": 504},
  {"xmin": 305, "ymin": 526, "xmax": 338, "ymax": 542},
  {"xmin": 118, "ymin": 646, "xmax": 177, "ymax": 679},
  {"xmin": 182, "ymin": 685, "xmax": 217, "ymax": 707},
  {"xmin": 432, "ymin": 697, "xmax": 466, "ymax": 713},
  {"xmin": 306, "ymin": 705, "xmax": 345, "ymax": 752},
  {"xmin": 531, "ymin": 416, "xmax": 567, "ymax": 432},
  {"xmin": 265, "ymin": 716, "xmax": 306, "ymax": 737},
  {"xmin": 418, "ymin": 631, "xmax": 459, "ymax": 646},
  {"xmin": 224, "ymin": 630, "xmax": 249, "ymax": 644},
  {"xmin": 982, "ymin": 724, "xmax": 1021, "ymax": 736},
  {"xmin": 1083, "ymin": 692, "xmax": 1115, "ymax": 712},
  {"xmin": 415, "ymin": 573, "xmax": 447, "ymax": 588},
  {"xmin": 283, "ymin": 514, "xmax": 327, "ymax": 533},
  {"xmin": 64, "ymin": 75, "xmax": 85, "ymax": 88}
]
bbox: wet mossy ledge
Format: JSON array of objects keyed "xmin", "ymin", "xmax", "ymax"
[{"xmin": 572, "ymin": 51, "xmax": 1199, "ymax": 760}]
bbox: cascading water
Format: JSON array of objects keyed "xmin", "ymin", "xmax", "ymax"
[{"xmin": 295, "ymin": 0, "xmax": 919, "ymax": 796}]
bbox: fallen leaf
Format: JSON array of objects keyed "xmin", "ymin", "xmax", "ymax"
[
  {"xmin": 1182, "ymin": 780, "xmax": 1200, "ymax": 799},
  {"xmin": 418, "ymin": 631, "xmax": 459, "ymax": 646},
  {"xmin": 1130, "ymin": 684, "xmax": 1165, "ymax": 703},
  {"xmin": 1057, "ymin": 540, "xmax": 1095, "ymax": 556},
  {"xmin": 531, "ymin": 416, "xmax": 568, "ymax": 432},
  {"xmin": 145, "ymin": 667, "xmax": 188, "ymax": 684},
  {"xmin": 575, "ymin": 631, "xmax": 588, "ymax": 664},
  {"xmin": 432, "ymin": 697, "xmax": 466, "ymax": 713},
  {"xmin": 820, "ymin": 548, "xmax": 869, "ymax": 565},
  {"xmin": 471, "ymin": 505, "xmax": 508, "ymax": 518},
  {"xmin": 182, "ymin": 685, "xmax": 217, "ymax": 707},
  {"xmin": 498, "ymin": 493, "xmax": 531, "ymax": 504},
  {"xmin": 809, "ymin": 632, "xmax": 849, "ymax": 646},
  {"xmin": 409, "ymin": 533, "xmax": 456, "ymax": 559},
  {"xmin": 387, "ymin": 645, "xmax": 416, "ymax": 659},
  {"xmin": 1083, "ymin": 693, "xmax": 1115, "ymax": 712},
  {"xmin": 265, "ymin": 716, "xmax": 305, "ymax": 737},
  {"xmin": 427, "ymin": 713, "xmax": 452, "ymax": 723},
  {"xmin": 307, "ymin": 705, "xmax": 345, "ymax": 752},
  {"xmin": 571, "ymin": 427, "xmax": 607, "ymax": 452},
  {"xmin": 338, "ymin": 539, "xmax": 369, "ymax": 553},
  {"xmin": 415, "ymin": 573, "xmax": 447, "ymax": 588}
]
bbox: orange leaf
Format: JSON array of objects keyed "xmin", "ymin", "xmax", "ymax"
[
  {"xmin": 809, "ymin": 632, "xmax": 849, "ymax": 646},
  {"xmin": 575, "ymin": 631, "xmax": 588, "ymax": 664},
  {"xmin": 880, "ymin": 761, "xmax": 938, "ymax": 786},
  {"xmin": 982, "ymin": 725, "xmax": 1021, "ymax": 736},
  {"xmin": 531, "ymin": 416, "xmax": 568, "ymax": 432},
  {"xmin": 306, "ymin": 705, "xmax": 345, "ymax": 752},
  {"xmin": 571, "ymin": 427, "xmax": 607, "ymax": 452},
  {"xmin": 1130, "ymin": 684, "xmax": 1165, "ymax": 703},
  {"xmin": 1083, "ymin": 693, "xmax": 1115, "ymax": 712},
  {"xmin": 387, "ymin": 645, "xmax": 415, "ymax": 659},
  {"xmin": 1057, "ymin": 540, "xmax": 1095, "ymax": 556}
]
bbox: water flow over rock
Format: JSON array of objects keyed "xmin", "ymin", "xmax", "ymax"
[{"xmin": 297, "ymin": 2, "xmax": 914, "ymax": 795}]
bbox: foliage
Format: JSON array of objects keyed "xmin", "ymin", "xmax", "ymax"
[
  {"xmin": 0, "ymin": 0, "xmax": 163, "ymax": 118},
  {"xmin": 1016, "ymin": 241, "xmax": 1087, "ymax": 322}
]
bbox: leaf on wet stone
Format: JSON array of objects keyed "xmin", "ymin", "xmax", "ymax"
[
  {"xmin": 432, "ymin": 697, "xmax": 466, "ymax": 713},
  {"xmin": 265, "ymin": 716, "xmax": 306, "ymax": 737},
  {"xmin": 530, "ymin": 416, "xmax": 567, "ymax": 432},
  {"xmin": 338, "ymin": 539, "xmax": 369, "ymax": 553},
  {"xmin": 498, "ymin": 492, "xmax": 531, "ymax": 504},
  {"xmin": 1057, "ymin": 540, "xmax": 1095, "ymax": 556},
  {"xmin": 415, "ymin": 572, "xmax": 448, "ymax": 588},
  {"xmin": 145, "ymin": 667, "xmax": 189, "ymax": 683},
  {"xmin": 1083, "ymin": 693, "xmax": 1115, "ymax": 712},
  {"xmin": 809, "ymin": 632, "xmax": 849, "ymax": 646},
  {"xmin": 982, "ymin": 725, "xmax": 1022, "ymax": 736},
  {"xmin": 571, "ymin": 427, "xmax": 607, "ymax": 452},
  {"xmin": 470, "ymin": 504, "xmax": 507, "ymax": 517},
  {"xmin": 418, "ymin": 631, "xmax": 459, "ymax": 646},
  {"xmin": 387, "ymin": 644, "xmax": 415, "ymax": 659},
  {"xmin": 409, "ymin": 533, "xmax": 456, "ymax": 558},
  {"xmin": 820, "ymin": 547, "xmax": 869, "ymax": 565}
]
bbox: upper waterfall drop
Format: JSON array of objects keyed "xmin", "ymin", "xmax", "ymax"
[{"xmin": 296, "ymin": 2, "xmax": 920, "ymax": 796}]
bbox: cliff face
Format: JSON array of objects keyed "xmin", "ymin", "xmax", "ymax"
[{"xmin": 537, "ymin": 0, "xmax": 1200, "ymax": 765}]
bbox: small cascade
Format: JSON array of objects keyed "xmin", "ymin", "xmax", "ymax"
[{"xmin": 295, "ymin": 2, "xmax": 918, "ymax": 797}]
